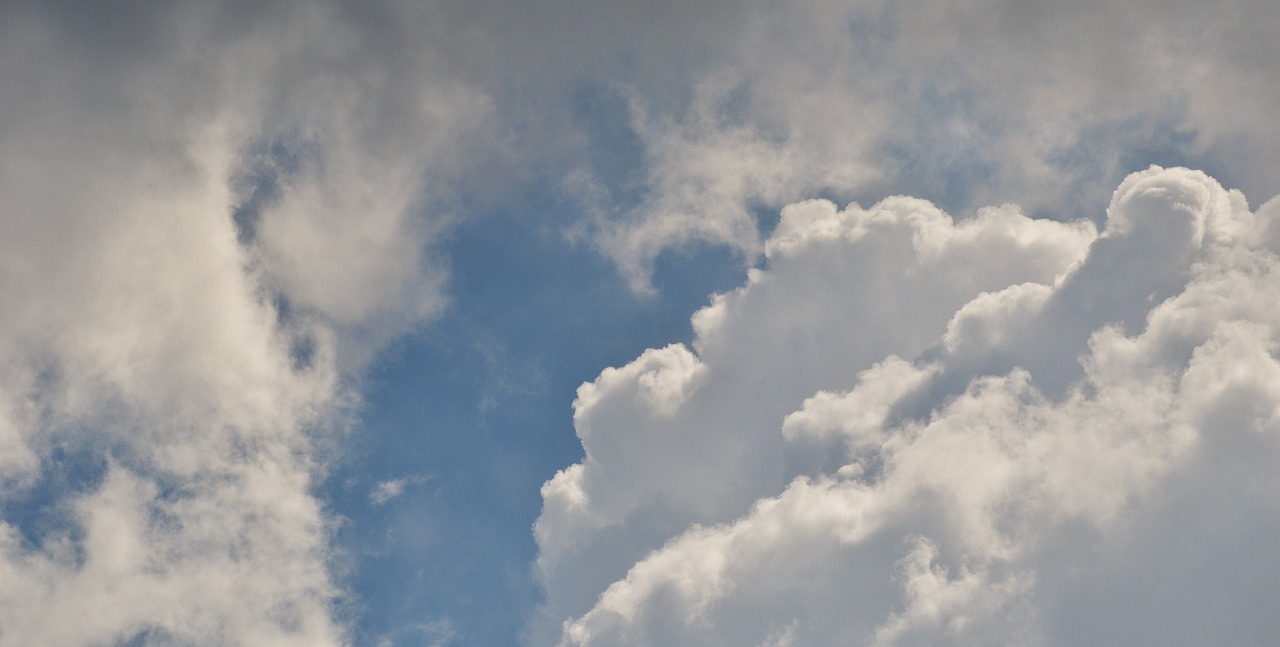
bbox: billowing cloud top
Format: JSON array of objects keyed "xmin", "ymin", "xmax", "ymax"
[{"xmin": 535, "ymin": 167, "xmax": 1280, "ymax": 646}]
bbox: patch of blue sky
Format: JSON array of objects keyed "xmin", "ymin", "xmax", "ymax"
[
  {"xmin": 1, "ymin": 442, "xmax": 107, "ymax": 561},
  {"xmin": 229, "ymin": 133, "xmax": 318, "ymax": 247},
  {"xmin": 568, "ymin": 79, "xmax": 650, "ymax": 214},
  {"xmin": 323, "ymin": 191, "xmax": 749, "ymax": 646},
  {"xmin": 321, "ymin": 60, "xmax": 772, "ymax": 647}
]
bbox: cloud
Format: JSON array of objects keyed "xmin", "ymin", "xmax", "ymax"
[
  {"xmin": 8, "ymin": 0, "xmax": 1279, "ymax": 644},
  {"xmin": 574, "ymin": 0, "xmax": 1280, "ymax": 287},
  {"xmin": 375, "ymin": 618, "xmax": 457, "ymax": 647},
  {"xmin": 370, "ymin": 475, "xmax": 429, "ymax": 506},
  {"xmin": 0, "ymin": 1, "xmax": 490, "ymax": 644},
  {"xmin": 534, "ymin": 167, "xmax": 1280, "ymax": 645},
  {"xmin": 370, "ymin": 480, "xmax": 409, "ymax": 507}
]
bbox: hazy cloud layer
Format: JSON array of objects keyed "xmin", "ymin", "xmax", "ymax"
[
  {"xmin": 536, "ymin": 167, "xmax": 1280, "ymax": 645},
  {"xmin": 575, "ymin": 0, "xmax": 1280, "ymax": 286},
  {"xmin": 0, "ymin": 1, "xmax": 486, "ymax": 644}
]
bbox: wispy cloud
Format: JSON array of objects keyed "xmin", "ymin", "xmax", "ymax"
[{"xmin": 369, "ymin": 475, "xmax": 430, "ymax": 506}]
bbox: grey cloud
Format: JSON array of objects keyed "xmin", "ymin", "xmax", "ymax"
[
  {"xmin": 0, "ymin": 0, "xmax": 497, "ymax": 643},
  {"xmin": 578, "ymin": 0, "xmax": 1280, "ymax": 285}
]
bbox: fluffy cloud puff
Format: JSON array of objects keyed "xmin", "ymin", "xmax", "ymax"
[{"xmin": 535, "ymin": 166, "xmax": 1280, "ymax": 646}]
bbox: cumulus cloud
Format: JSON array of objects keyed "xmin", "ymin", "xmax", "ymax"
[{"xmin": 535, "ymin": 167, "xmax": 1280, "ymax": 645}]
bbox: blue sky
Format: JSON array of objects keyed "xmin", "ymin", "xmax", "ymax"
[
  {"xmin": 2, "ymin": 1, "xmax": 1280, "ymax": 646},
  {"xmin": 326, "ymin": 201, "xmax": 747, "ymax": 646}
]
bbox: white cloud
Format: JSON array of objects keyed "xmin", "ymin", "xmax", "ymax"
[{"xmin": 535, "ymin": 167, "xmax": 1280, "ymax": 645}]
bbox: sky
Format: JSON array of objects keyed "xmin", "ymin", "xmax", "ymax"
[{"xmin": 0, "ymin": 1, "xmax": 1278, "ymax": 646}]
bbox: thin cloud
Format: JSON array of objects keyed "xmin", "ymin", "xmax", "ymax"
[{"xmin": 369, "ymin": 475, "xmax": 430, "ymax": 506}]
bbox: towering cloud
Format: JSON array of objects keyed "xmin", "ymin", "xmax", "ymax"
[{"xmin": 536, "ymin": 167, "xmax": 1280, "ymax": 646}]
